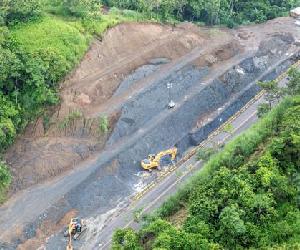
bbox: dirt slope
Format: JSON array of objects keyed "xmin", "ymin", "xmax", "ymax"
[
  {"xmin": 5, "ymin": 17, "xmax": 300, "ymax": 195},
  {"xmin": 4, "ymin": 22, "xmax": 220, "ymax": 194},
  {"xmin": 1, "ymin": 17, "xmax": 299, "ymax": 249}
]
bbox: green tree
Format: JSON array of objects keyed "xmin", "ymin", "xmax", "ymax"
[
  {"xmin": 218, "ymin": 204, "xmax": 246, "ymax": 247},
  {"xmin": 0, "ymin": 0, "xmax": 42, "ymax": 25},
  {"xmin": 62, "ymin": 0, "xmax": 102, "ymax": 17},
  {"xmin": 0, "ymin": 93, "xmax": 19, "ymax": 148},
  {"xmin": 0, "ymin": 161, "xmax": 11, "ymax": 201},
  {"xmin": 286, "ymin": 67, "xmax": 300, "ymax": 96},
  {"xmin": 112, "ymin": 228, "xmax": 141, "ymax": 249},
  {"xmin": 104, "ymin": 0, "xmax": 296, "ymax": 26},
  {"xmin": 258, "ymin": 80, "xmax": 282, "ymax": 110}
]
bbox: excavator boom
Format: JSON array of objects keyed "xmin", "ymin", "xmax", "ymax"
[{"xmin": 141, "ymin": 147, "xmax": 177, "ymax": 170}]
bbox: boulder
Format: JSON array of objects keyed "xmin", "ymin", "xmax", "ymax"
[{"xmin": 290, "ymin": 7, "xmax": 300, "ymax": 18}]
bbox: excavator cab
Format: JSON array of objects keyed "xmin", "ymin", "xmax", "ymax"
[
  {"xmin": 64, "ymin": 217, "xmax": 86, "ymax": 240},
  {"xmin": 148, "ymin": 154, "xmax": 156, "ymax": 161},
  {"xmin": 141, "ymin": 147, "xmax": 177, "ymax": 170},
  {"xmin": 70, "ymin": 218, "xmax": 81, "ymax": 234}
]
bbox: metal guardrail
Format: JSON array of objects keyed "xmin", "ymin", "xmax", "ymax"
[{"xmin": 131, "ymin": 59, "xmax": 300, "ymax": 203}]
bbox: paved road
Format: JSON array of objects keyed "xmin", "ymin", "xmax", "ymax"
[
  {"xmin": 0, "ymin": 49, "xmax": 248, "ymax": 243},
  {"xmin": 0, "ymin": 44, "xmax": 298, "ymax": 249},
  {"xmin": 86, "ymin": 60, "xmax": 300, "ymax": 249},
  {"xmin": 89, "ymin": 92, "xmax": 262, "ymax": 249}
]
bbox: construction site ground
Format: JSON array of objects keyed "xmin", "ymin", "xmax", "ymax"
[{"xmin": 0, "ymin": 17, "xmax": 300, "ymax": 249}]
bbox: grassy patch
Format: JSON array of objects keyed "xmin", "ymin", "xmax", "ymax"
[
  {"xmin": 81, "ymin": 8, "xmax": 149, "ymax": 36},
  {"xmin": 98, "ymin": 115, "xmax": 109, "ymax": 134},
  {"xmin": 0, "ymin": 161, "xmax": 11, "ymax": 203},
  {"xmin": 11, "ymin": 15, "xmax": 91, "ymax": 70},
  {"xmin": 167, "ymin": 207, "xmax": 188, "ymax": 229},
  {"xmin": 59, "ymin": 110, "xmax": 83, "ymax": 129}
]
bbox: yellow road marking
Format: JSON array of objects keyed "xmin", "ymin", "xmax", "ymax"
[{"xmin": 99, "ymin": 59, "xmax": 300, "ymax": 250}]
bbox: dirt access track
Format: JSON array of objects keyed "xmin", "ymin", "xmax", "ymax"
[{"xmin": 1, "ymin": 17, "xmax": 300, "ymax": 249}]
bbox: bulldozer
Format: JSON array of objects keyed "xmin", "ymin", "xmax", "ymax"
[{"xmin": 141, "ymin": 147, "xmax": 177, "ymax": 170}]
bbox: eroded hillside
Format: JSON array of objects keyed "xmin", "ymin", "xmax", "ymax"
[{"xmin": 1, "ymin": 16, "xmax": 300, "ymax": 250}]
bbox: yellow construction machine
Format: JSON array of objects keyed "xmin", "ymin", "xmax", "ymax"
[
  {"xmin": 141, "ymin": 147, "xmax": 177, "ymax": 170},
  {"xmin": 64, "ymin": 217, "xmax": 87, "ymax": 249}
]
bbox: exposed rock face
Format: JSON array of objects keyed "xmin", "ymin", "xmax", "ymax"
[{"xmin": 109, "ymin": 35, "xmax": 296, "ymax": 170}]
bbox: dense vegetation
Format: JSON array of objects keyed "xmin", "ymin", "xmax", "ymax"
[
  {"xmin": 104, "ymin": 0, "xmax": 299, "ymax": 27},
  {"xmin": 112, "ymin": 71, "xmax": 300, "ymax": 249},
  {"xmin": 0, "ymin": 0, "xmax": 145, "ymax": 200}
]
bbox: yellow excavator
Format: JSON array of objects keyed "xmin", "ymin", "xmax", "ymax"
[
  {"xmin": 141, "ymin": 147, "xmax": 177, "ymax": 170},
  {"xmin": 64, "ymin": 217, "xmax": 87, "ymax": 250}
]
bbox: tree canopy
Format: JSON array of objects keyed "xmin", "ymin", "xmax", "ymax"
[
  {"xmin": 0, "ymin": 0, "xmax": 42, "ymax": 25},
  {"xmin": 113, "ymin": 95, "xmax": 300, "ymax": 249},
  {"xmin": 104, "ymin": 0, "xmax": 298, "ymax": 26},
  {"xmin": 0, "ymin": 0, "xmax": 117, "ymax": 200}
]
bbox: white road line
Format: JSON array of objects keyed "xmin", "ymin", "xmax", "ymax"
[
  {"xmin": 96, "ymin": 60, "xmax": 300, "ymax": 250},
  {"xmin": 219, "ymin": 110, "xmax": 258, "ymax": 145},
  {"xmin": 99, "ymin": 158, "xmax": 198, "ymax": 249},
  {"xmin": 99, "ymin": 109, "xmax": 258, "ymax": 250}
]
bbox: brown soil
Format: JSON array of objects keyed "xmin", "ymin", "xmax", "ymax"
[
  {"xmin": 59, "ymin": 22, "xmax": 209, "ymax": 117},
  {"xmin": 4, "ymin": 22, "xmax": 224, "ymax": 194},
  {"xmin": 5, "ymin": 17, "xmax": 300, "ymax": 195},
  {"xmin": 16, "ymin": 209, "xmax": 78, "ymax": 250}
]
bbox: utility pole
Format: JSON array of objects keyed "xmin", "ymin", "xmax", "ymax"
[{"xmin": 167, "ymin": 82, "xmax": 175, "ymax": 109}]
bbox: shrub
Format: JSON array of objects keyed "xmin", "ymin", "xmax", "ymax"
[
  {"xmin": 156, "ymin": 97, "xmax": 292, "ymax": 218},
  {"xmin": 0, "ymin": 161, "xmax": 11, "ymax": 202},
  {"xmin": 59, "ymin": 110, "xmax": 82, "ymax": 129},
  {"xmin": 99, "ymin": 115, "xmax": 109, "ymax": 133},
  {"xmin": 113, "ymin": 96, "xmax": 300, "ymax": 249},
  {"xmin": 223, "ymin": 123, "xmax": 234, "ymax": 134},
  {"xmin": 257, "ymin": 103, "xmax": 271, "ymax": 118},
  {"xmin": 197, "ymin": 147, "xmax": 218, "ymax": 161}
]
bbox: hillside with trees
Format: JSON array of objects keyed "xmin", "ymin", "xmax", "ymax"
[
  {"xmin": 104, "ymin": 0, "xmax": 298, "ymax": 27},
  {"xmin": 0, "ymin": 0, "xmax": 145, "ymax": 200},
  {"xmin": 112, "ymin": 70, "xmax": 300, "ymax": 249},
  {"xmin": 0, "ymin": 0, "xmax": 299, "ymax": 248},
  {"xmin": 1, "ymin": 1, "xmax": 298, "ymax": 201}
]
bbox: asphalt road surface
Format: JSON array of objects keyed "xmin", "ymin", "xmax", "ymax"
[
  {"xmin": 89, "ymin": 91, "xmax": 264, "ymax": 250},
  {"xmin": 90, "ymin": 60, "xmax": 300, "ymax": 249},
  {"xmin": 0, "ymin": 48, "xmax": 298, "ymax": 249}
]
